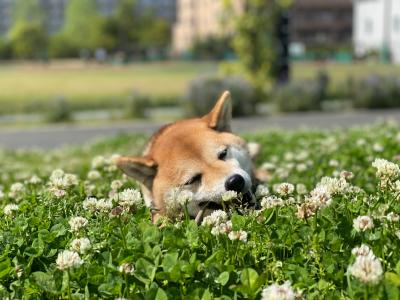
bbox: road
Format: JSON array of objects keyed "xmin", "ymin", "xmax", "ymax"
[{"xmin": 1, "ymin": 109, "xmax": 399, "ymax": 149}]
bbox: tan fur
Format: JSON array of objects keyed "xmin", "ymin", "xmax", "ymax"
[{"xmin": 117, "ymin": 91, "xmax": 254, "ymax": 222}]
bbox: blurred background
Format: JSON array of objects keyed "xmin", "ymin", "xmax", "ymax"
[{"xmin": 0, "ymin": 0, "xmax": 399, "ymax": 148}]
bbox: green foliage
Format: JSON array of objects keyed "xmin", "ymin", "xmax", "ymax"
[
  {"xmin": 191, "ymin": 36, "xmax": 234, "ymax": 60},
  {"xmin": 0, "ymin": 123, "xmax": 400, "ymax": 298},
  {"xmin": 9, "ymin": 23, "xmax": 48, "ymax": 59},
  {"xmin": 185, "ymin": 76, "xmax": 257, "ymax": 117},
  {"xmin": 61, "ymin": 0, "xmax": 108, "ymax": 51},
  {"xmin": 224, "ymin": 0, "xmax": 293, "ymax": 97},
  {"xmin": 273, "ymin": 71, "xmax": 329, "ymax": 112},
  {"xmin": 12, "ymin": 0, "xmax": 45, "ymax": 27},
  {"xmin": 46, "ymin": 97, "xmax": 72, "ymax": 123},
  {"xmin": 0, "ymin": 38, "xmax": 12, "ymax": 60}
]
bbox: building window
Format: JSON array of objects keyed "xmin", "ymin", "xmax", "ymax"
[{"xmin": 364, "ymin": 18, "xmax": 373, "ymax": 34}]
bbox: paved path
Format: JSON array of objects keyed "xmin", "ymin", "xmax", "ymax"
[{"xmin": 1, "ymin": 109, "xmax": 399, "ymax": 149}]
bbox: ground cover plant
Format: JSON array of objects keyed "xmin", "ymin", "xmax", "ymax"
[{"xmin": 1, "ymin": 122, "xmax": 400, "ymax": 299}]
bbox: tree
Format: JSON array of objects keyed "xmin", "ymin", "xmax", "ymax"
[
  {"xmin": 61, "ymin": 0, "xmax": 107, "ymax": 51},
  {"xmin": 224, "ymin": 0, "xmax": 293, "ymax": 98},
  {"xmin": 9, "ymin": 0, "xmax": 47, "ymax": 59}
]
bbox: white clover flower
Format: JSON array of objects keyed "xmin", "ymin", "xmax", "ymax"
[
  {"xmin": 211, "ymin": 220, "xmax": 232, "ymax": 236},
  {"xmin": 91, "ymin": 155, "xmax": 107, "ymax": 169},
  {"xmin": 373, "ymin": 143, "xmax": 384, "ymax": 152},
  {"xmin": 64, "ymin": 174, "xmax": 78, "ymax": 186},
  {"xmin": 228, "ymin": 230, "xmax": 248, "ymax": 242},
  {"xmin": 296, "ymin": 184, "xmax": 307, "ymax": 195},
  {"xmin": 118, "ymin": 263, "xmax": 135, "ymax": 275},
  {"xmin": 71, "ymin": 238, "xmax": 91, "ymax": 254},
  {"xmin": 353, "ymin": 216, "xmax": 374, "ymax": 232},
  {"xmin": 69, "ymin": 216, "xmax": 89, "ymax": 232},
  {"xmin": 261, "ymin": 196, "xmax": 284, "ymax": 209},
  {"xmin": 348, "ymin": 254, "xmax": 383, "ymax": 284},
  {"xmin": 111, "ymin": 180, "xmax": 123, "ymax": 191},
  {"xmin": 53, "ymin": 189, "xmax": 67, "ymax": 198},
  {"xmin": 56, "ymin": 250, "xmax": 83, "ymax": 270},
  {"xmin": 317, "ymin": 176, "xmax": 349, "ymax": 195},
  {"xmin": 87, "ymin": 170, "xmax": 101, "ymax": 181},
  {"xmin": 261, "ymin": 281, "xmax": 295, "ymax": 300},
  {"xmin": 201, "ymin": 210, "xmax": 228, "ymax": 227},
  {"xmin": 356, "ymin": 138, "xmax": 366, "ymax": 146},
  {"xmin": 15, "ymin": 265, "xmax": 23, "ymax": 278},
  {"xmin": 309, "ymin": 186, "xmax": 332, "ymax": 208},
  {"xmin": 386, "ymin": 212, "xmax": 400, "ymax": 222},
  {"xmin": 340, "ymin": 170, "xmax": 354, "ymax": 180},
  {"xmin": 351, "ymin": 244, "xmax": 372, "ymax": 257},
  {"xmin": 50, "ymin": 169, "xmax": 64, "ymax": 180},
  {"xmin": 165, "ymin": 188, "xmax": 183, "ymax": 218},
  {"xmin": 276, "ymin": 183, "xmax": 294, "ymax": 196},
  {"xmin": 372, "ymin": 158, "xmax": 400, "ymax": 181},
  {"xmin": 221, "ymin": 190, "xmax": 238, "ymax": 202},
  {"xmin": 255, "ymin": 185, "xmax": 269, "ymax": 199},
  {"xmin": 177, "ymin": 190, "xmax": 193, "ymax": 206},
  {"xmin": 83, "ymin": 197, "xmax": 98, "ymax": 212},
  {"xmin": 261, "ymin": 162, "xmax": 276, "ymax": 171},
  {"xmin": 296, "ymin": 163, "xmax": 307, "ymax": 172},
  {"xmin": 28, "ymin": 175, "xmax": 42, "ymax": 185},
  {"xmin": 329, "ymin": 159, "xmax": 339, "ymax": 167},
  {"xmin": 8, "ymin": 182, "xmax": 25, "ymax": 199},
  {"xmin": 117, "ymin": 188, "xmax": 142, "ymax": 208},
  {"xmin": 4, "ymin": 204, "xmax": 19, "ymax": 216},
  {"xmin": 96, "ymin": 199, "xmax": 113, "ymax": 212}
]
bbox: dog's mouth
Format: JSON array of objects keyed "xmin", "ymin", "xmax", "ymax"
[{"xmin": 195, "ymin": 191, "xmax": 256, "ymax": 223}]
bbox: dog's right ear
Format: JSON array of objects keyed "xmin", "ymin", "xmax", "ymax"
[{"xmin": 116, "ymin": 156, "xmax": 157, "ymax": 189}]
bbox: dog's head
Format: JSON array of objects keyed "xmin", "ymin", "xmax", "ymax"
[{"xmin": 117, "ymin": 91, "xmax": 254, "ymax": 221}]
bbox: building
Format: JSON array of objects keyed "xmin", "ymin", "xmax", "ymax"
[
  {"xmin": 41, "ymin": 0, "xmax": 68, "ymax": 34},
  {"xmin": 172, "ymin": 0, "xmax": 241, "ymax": 54},
  {"xmin": 291, "ymin": 0, "xmax": 353, "ymax": 52},
  {"xmin": 137, "ymin": 0, "xmax": 176, "ymax": 23},
  {"xmin": 353, "ymin": 0, "xmax": 400, "ymax": 63},
  {"xmin": 0, "ymin": 0, "xmax": 12, "ymax": 36}
]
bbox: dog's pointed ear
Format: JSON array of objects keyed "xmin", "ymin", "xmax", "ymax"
[
  {"xmin": 116, "ymin": 156, "xmax": 157, "ymax": 189},
  {"xmin": 204, "ymin": 90, "xmax": 232, "ymax": 132}
]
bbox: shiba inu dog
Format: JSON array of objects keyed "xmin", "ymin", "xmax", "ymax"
[{"xmin": 117, "ymin": 91, "xmax": 256, "ymax": 223}]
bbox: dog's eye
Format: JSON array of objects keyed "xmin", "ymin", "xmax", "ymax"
[
  {"xmin": 184, "ymin": 174, "xmax": 202, "ymax": 185},
  {"xmin": 218, "ymin": 148, "xmax": 228, "ymax": 160}
]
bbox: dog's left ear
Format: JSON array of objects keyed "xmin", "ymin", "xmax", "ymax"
[{"xmin": 204, "ymin": 90, "xmax": 232, "ymax": 132}]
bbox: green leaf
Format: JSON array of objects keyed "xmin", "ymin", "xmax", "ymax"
[
  {"xmin": 201, "ymin": 288, "xmax": 212, "ymax": 300},
  {"xmin": 135, "ymin": 258, "xmax": 157, "ymax": 285},
  {"xmin": 240, "ymin": 268, "xmax": 259, "ymax": 290},
  {"xmin": 31, "ymin": 272, "xmax": 58, "ymax": 294},
  {"xmin": 162, "ymin": 252, "xmax": 178, "ymax": 273},
  {"xmin": 215, "ymin": 271, "xmax": 230, "ymax": 286},
  {"xmin": 385, "ymin": 272, "xmax": 400, "ymax": 287},
  {"xmin": 155, "ymin": 288, "xmax": 168, "ymax": 300},
  {"xmin": 0, "ymin": 258, "xmax": 11, "ymax": 279}
]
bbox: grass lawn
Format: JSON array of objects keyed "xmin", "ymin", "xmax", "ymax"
[
  {"xmin": 0, "ymin": 123, "xmax": 400, "ymax": 298},
  {"xmin": 0, "ymin": 60, "xmax": 399, "ymax": 115}
]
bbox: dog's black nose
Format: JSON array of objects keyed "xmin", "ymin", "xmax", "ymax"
[{"xmin": 225, "ymin": 174, "xmax": 245, "ymax": 192}]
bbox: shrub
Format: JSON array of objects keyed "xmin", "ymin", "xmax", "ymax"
[
  {"xmin": 352, "ymin": 75, "xmax": 400, "ymax": 109},
  {"xmin": 273, "ymin": 71, "xmax": 329, "ymax": 112},
  {"xmin": 185, "ymin": 76, "xmax": 257, "ymax": 117},
  {"xmin": 47, "ymin": 97, "xmax": 72, "ymax": 123},
  {"xmin": 128, "ymin": 92, "xmax": 150, "ymax": 119}
]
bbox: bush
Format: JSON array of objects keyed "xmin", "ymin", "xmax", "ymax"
[
  {"xmin": 47, "ymin": 97, "xmax": 72, "ymax": 123},
  {"xmin": 185, "ymin": 76, "xmax": 257, "ymax": 117},
  {"xmin": 273, "ymin": 71, "xmax": 329, "ymax": 112},
  {"xmin": 128, "ymin": 92, "xmax": 150, "ymax": 119},
  {"xmin": 352, "ymin": 75, "xmax": 400, "ymax": 109}
]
